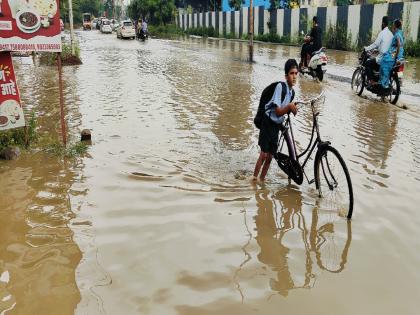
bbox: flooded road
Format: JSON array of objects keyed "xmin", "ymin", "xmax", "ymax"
[{"xmin": 1, "ymin": 31, "xmax": 420, "ymax": 314}]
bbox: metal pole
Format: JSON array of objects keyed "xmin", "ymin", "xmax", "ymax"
[
  {"xmin": 249, "ymin": 0, "xmax": 254, "ymax": 62},
  {"xmin": 57, "ymin": 53, "xmax": 67, "ymax": 146},
  {"xmin": 68, "ymin": 0, "xmax": 75, "ymax": 55}
]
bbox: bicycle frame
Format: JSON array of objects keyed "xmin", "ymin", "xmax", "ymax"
[{"xmin": 278, "ymin": 99, "xmax": 324, "ymax": 183}]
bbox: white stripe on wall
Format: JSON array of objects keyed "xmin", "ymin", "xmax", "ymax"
[
  {"xmin": 404, "ymin": 1, "xmax": 420, "ymax": 41},
  {"xmin": 235, "ymin": 10, "xmax": 240, "ymax": 36},
  {"xmin": 243, "ymin": 8, "xmax": 249, "ymax": 36},
  {"xmin": 219, "ymin": 12, "xmax": 223, "ymax": 35},
  {"xmin": 264, "ymin": 9, "xmax": 270, "ymax": 34},
  {"xmin": 291, "ymin": 8, "xmax": 300, "ymax": 39},
  {"xmin": 254, "ymin": 7, "xmax": 259, "ymax": 35},
  {"xmin": 199, "ymin": 13, "xmax": 203, "ymax": 27},
  {"xmin": 276, "ymin": 9, "xmax": 284, "ymax": 37},
  {"xmin": 194, "ymin": 13, "xmax": 198, "ymax": 28},
  {"xmin": 372, "ymin": 3, "xmax": 388, "ymax": 38},
  {"xmin": 347, "ymin": 5, "xmax": 361, "ymax": 45},
  {"xmin": 326, "ymin": 6, "xmax": 337, "ymax": 29}
]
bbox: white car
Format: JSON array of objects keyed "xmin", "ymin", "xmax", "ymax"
[
  {"xmin": 100, "ymin": 19, "xmax": 112, "ymax": 34},
  {"xmin": 116, "ymin": 20, "xmax": 135, "ymax": 39}
]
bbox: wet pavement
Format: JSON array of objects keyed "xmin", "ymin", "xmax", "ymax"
[{"xmin": 1, "ymin": 31, "xmax": 420, "ymax": 314}]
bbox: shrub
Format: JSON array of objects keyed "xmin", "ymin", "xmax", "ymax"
[
  {"xmin": 0, "ymin": 111, "xmax": 37, "ymax": 151},
  {"xmin": 185, "ymin": 26, "xmax": 219, "ymax": 37},
  {"xmin": 405, "ymin": 39, "xmax": 420, "ymax": 57},
  {"xmin": 324, "ymin": 23, "xmax": 352, "ymax": 50}
]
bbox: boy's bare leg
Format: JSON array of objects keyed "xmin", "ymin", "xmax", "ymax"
[
  {"xmin": 253, "ymin": 151, "xmax": 267, "ymax": 180},
  {"xmin": 260, "ymin": 153, "xmax": 273, "ymax": 181}
]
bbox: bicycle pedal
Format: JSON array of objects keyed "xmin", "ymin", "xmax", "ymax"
[{"xmin": 308, "ymin": 179, "xmax": 315, "ymax": 185}]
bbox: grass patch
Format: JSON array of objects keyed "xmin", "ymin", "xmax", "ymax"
[
  {"xmin": 148, "ymin": 24, "xmax": 183, "ymax": 37},
  {"xmin": 186, "ymin": 26, "xmax": 219, "ymax": 38},
  {"xmin": 0, "ymin": 111, "xmax": 37, "ymax": 151},
  {"xmin": 42, "ymin": 140, "xmax": 88, "ymax": 158},
  {"xmin": 254, "ymin": 33, "xmax": 292, "ymax": 44},
  {"xmin": 324, "ymin": 23, "xmax": 352, "ymax": 51},
  {"xmin": 39, "ymin": 41, "xmax": 82, "ymax": 66}
]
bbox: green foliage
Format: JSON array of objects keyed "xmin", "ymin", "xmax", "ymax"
[
  {"xmin": 39, "ymin": 41, "xmax": 82, "ymax": 66},
  {"xmin": 228, "ymin": 0, "xmax": 244, "ymax": 10},
  {"xmin": 43, "ymin": 141, "xmax": 88, "ymax": 158},
  {"xmin": 60, "ymin": 0, "xmax": 101, "ymax": 24},
  {"xmin": 269, "ymin": 0, "xmax": 280, "ymax": 10},
  {"xmin": 128, "ymin": 0, "xmax": 176, "ymax": 25},
  {"xmin": 405, "ymin": 39, "xmax": 420, "ymax": 57},
  {"xmin": 367, "ymin": 0, "xmax": 386, "ymax": 4},
  {"xmin": 0, "ymin": 111, "xmax": 37, "ymax": 151},
  {"xmin": 185, "ymin": 27, "xmax": 219, "ymax": 38},
  {"xmin": 337, "ymin": 0, "xmax": 353, "ymax": 5},
  {"xmin": 324, "ymin": 23, "xmax": 352, "ymax": 50},
  {"xmin": 148, "ymin": 24, "xmax": 183, "ymax": 37},
  {"xmin": 254, "ymin": 33, "xmax": 291, "ymax": 44}
]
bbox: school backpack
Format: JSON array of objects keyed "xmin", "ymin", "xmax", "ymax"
[{"xmin": 254, "ymin": 81, "xmax": 295, "ymax": 129}]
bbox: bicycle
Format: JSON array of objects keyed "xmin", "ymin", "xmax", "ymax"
[{"xmin": 274, "ymin": 92, "xmax": 354, "ymax": 219}]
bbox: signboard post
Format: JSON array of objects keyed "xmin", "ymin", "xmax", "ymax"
[
  {"xmin": 0, "ymin": 0, "xmax": 67, "ymax": 145},
  {"xmin": 0, "ymin": 51, "xmax": 24, "ymax": 131}
]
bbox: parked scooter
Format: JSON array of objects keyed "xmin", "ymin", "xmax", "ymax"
[
  {"xmin": 299, "ymin": 46, "xmax": 328, "ymax": 81},
  {"xmin": 351, "ymin": 49, "xmax": 404, "ymax": 105}
]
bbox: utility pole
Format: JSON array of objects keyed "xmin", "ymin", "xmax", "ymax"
[
  {"xmin": 249, "ymin": 0, "xmax": 254, "ymax": 62},
  {"xmin": 68, "ymin": 0, "xmax": 75, "ymax": 55}
]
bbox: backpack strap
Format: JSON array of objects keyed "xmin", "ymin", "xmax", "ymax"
[
  {"xmin": 266, "ymin": 82, "xmax": 294, "ymax": 119},
  {"xmin": 280, "ymin": 81, "xmax": 295, "ymax": 104},
  {"xmin": 280, "ymin": 82, "xmax": 287, "ymax": 104}
]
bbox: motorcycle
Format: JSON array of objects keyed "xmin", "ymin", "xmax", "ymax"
[
  {"xmin": 138, "ymin": 29, "xmax": 148, "ymax": 41},
  {"xmin": 299, "ymin": 34, "xmax": 328, "ymax": 81},
  {"xmin": 351, "ymin": 49, "xmax": 404, "ymax": 105}
]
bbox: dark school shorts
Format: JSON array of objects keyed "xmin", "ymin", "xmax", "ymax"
[{"xmin": 258, "ymin": 115, "xmax": 281, "ymax": 155}]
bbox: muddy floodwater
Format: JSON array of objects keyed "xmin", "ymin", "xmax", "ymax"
[{"xmin": 1, "ymin": 32, "xmax": 420, "ymax": 315}]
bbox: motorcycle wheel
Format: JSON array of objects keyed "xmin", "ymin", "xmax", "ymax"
[
  {"xmin": 351, "ymin": 68, "xmax": 364, "ymax": 96},
  {"xmin": 316, "ymin": 65, "xmax": 324, "ymax": 81},
  {"xmin": 388, "ymin": 75, "xmax": 400, "ymax": 105}
]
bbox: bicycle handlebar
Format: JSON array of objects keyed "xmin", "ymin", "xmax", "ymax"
[{"xmin": 294, "ymin": 91, "xmax": 325, "ymax": 109}]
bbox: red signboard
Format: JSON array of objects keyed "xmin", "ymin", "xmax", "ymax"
[
  {"xmin": 0, "ymin": 51, "xmax": 25, "ymax": 130},
  {"xmin": 0, "ymin": 0, "xmax": 61, "ymax": 52}
]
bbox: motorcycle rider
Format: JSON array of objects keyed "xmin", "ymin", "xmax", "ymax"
[
  {"xmin": 379, "ymin": 19, "xmax": 404, "ymax": 92},
  {"xmin": 140, "ymin": 19, "xmax": 148, "ymax": 39},
  {"xmin": 364, "ymin": 16, "xmax": 393, "ymax": 84},
  {"xmin": 300, "ymin": 16, "xmax": 322, "ymax": 69}
]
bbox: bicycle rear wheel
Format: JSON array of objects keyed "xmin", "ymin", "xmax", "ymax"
[{"xmin": 314, "ymin": 146, "xmax": 354, "ymax": 219}]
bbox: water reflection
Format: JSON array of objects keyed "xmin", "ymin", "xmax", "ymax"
[
  {"xmin": 353, "ymin": 100, "xmax": 398, "ymax": 187},
  {"xmin": 0, "ymin": 155, "xmax": 84, "ymax": 314},
  {"xmin": 0, "ymin": 57, "xmax": 85, "ymax": 314},
  {"xmin": 253, "ymin": 186, "xmax": 352, "ymax": 296},
  {"xmin": 165, "ymin": 43, "xmax": 254, "ymax": 150}
]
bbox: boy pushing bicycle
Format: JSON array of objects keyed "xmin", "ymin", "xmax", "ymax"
[{"xmin": 253, "ymin": 59, "xmax": 299, "ymax": 181}]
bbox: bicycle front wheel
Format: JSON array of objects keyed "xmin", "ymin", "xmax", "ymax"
[{"xmin": 315, "ymin": 146, "xmax": 354, "ymax": 219}]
